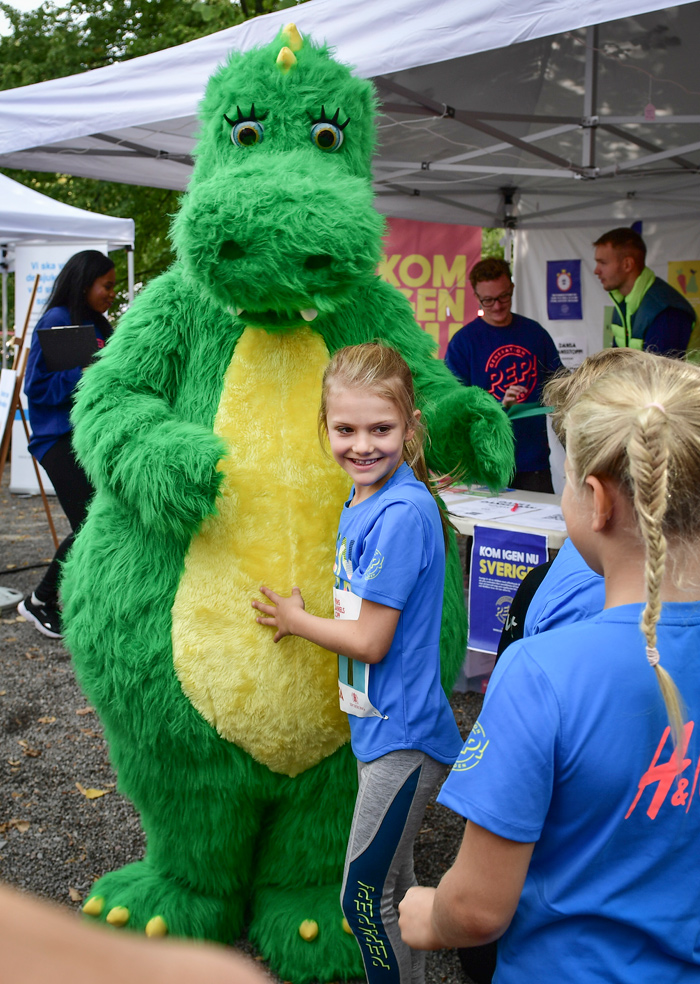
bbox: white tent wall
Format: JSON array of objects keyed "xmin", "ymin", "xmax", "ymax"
[
  {"xmin": 513, "ymin": 219, "xmax": 700, "ymax": 360},
  {"xmin": 514, "ymin": 218, "xmax": 700, "ymax": 492}
]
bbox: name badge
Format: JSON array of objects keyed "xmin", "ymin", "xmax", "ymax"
[
  {"xmin": 335, "ymin": 587, "xmax": 386, "ymax": 719},
  {"xmin": 333, "ymin": 586, "xmax": 362, "ymax": 620}
]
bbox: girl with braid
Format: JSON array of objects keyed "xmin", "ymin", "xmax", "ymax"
[{"xmin": 399, "ymin": 355, "xmax": 700, "ymax": 983}]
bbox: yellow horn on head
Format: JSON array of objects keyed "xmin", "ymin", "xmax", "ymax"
[
  {"xmin": 276, "ymin": 46, "xmax": 297, "ymax": 73},
  {"xmin": 282, "ymin": 23, "xmax": 303, "ymax": 52}
]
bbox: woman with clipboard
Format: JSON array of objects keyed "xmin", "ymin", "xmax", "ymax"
[{"xmin": 18, "ymin": 250, "xmax": 115, "ymax": 638}]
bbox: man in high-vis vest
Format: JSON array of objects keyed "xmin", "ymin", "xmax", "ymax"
[{"xmin": 594, "ymin": 227, "xmax": 695, "ymax": 356}]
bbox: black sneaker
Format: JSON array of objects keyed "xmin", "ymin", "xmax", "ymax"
[{"xmin": 17, "ymin": 597, "xmax": 63, "ymax": 639}]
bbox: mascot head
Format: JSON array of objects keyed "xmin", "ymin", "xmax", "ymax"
[{"xmin": 172, "ymin": 24, "xmax": 384, "ymax": 329}]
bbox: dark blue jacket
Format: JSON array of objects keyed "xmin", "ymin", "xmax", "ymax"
[{"xmin": 24, "ymin": 305, "xmax": 110, "ymax": 462}]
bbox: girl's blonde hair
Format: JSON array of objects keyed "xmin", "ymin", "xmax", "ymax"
[
  {"xmin": 563, "ymin": 355, "xmax": 700, "ymax": 750},
  {"xmin": 319, "ymin": 343, "xmax": 451, "ymax": 544},
  {"xmin": 544, "ymin": 348, "xmax": 651, "ymax": 444}
]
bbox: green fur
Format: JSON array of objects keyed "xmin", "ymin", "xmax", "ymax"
[{"xmin": 62, "ymin": 28, "xmax": 513, "ymax": 982}]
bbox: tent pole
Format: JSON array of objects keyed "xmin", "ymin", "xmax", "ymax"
[
  {"xmin": 582, "ymin": 24, "xmax": 599, "ymax": 170},
  {"xmin": 1, "ymin": 267, "xmax": 7, "ymax": 370},
  {"xmin": 126, "ymin": 245, "xmax": 134, "ymax": 305}
]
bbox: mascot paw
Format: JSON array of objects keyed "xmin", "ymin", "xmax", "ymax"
[
  {"xmin": 249, "ymin": 884, "xmax": 364, "ymax": 983},
  {"xmin": 81, "ymin": 861, "xmax": 243, "ymax": 943}
]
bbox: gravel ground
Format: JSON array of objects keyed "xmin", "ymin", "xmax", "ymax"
[{"xmin": 0, "ymin": 471, "xmax": 482, "ymax": 983}]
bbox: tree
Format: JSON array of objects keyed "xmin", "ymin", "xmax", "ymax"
[{"xmin": 0, "ymin": 0, "xmax": 307, "ymax": 311}]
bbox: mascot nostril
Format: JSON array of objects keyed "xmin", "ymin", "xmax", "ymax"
[
  {"xmin": 219, "ymin": 240, "xmax": 246, "ymax": 261},
  {"xmin": 61, "ymin": 21, "xmax": 514, "ymax": 984},
  {"xmin": 304, "ymin": 254, "xmax": 333, "ymax": 270}
]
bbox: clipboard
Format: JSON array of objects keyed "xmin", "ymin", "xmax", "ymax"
[{"xmin": 37, "ymin": 324, "xmax": 99, "ymax": 372}]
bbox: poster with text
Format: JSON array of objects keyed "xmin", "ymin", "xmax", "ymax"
[
  {"xmin": 547, "ymin": 259, "xmax": 582, "ymax": 320},
  {"xmin": 378, "ymin": 218, "xmax": 481, "ymax": 358},
  {"xmin": 468, "ymin": 525, "xmax": 548, "ymax": 654},
  {"xmin": 14, "ymin": 242, "xmax": 108, "ymax": 343},
  {"xmin": 667, "ymin": 260, "xmax": 700, "ymax": 317}
]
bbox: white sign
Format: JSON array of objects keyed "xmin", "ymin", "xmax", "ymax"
[
  {"xmin": 556, "ymin": 334, "xmax": 588, "ymax": 369},
  {"xmin": 0, "ymin": 368, "xmax": 15, "ymax": 443},
  {"xmin": 14, "ymin": 242, "xmax": 108, "ymax": 343}
]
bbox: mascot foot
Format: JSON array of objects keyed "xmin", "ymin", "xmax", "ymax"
[
  {"xmin": 81, "ymin": 861, "xmax": 243, "ymax": 943},
  {"xmin": 249, "ymin": 884, "xmax": 363, "ymax": 983}
]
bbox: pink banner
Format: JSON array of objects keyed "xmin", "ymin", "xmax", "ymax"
[{"xmin": 379, "ymin": 217, "xmax": 482, "ymax": 358}]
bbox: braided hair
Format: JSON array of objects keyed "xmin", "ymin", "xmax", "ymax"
[{"xmin": 563, "ymin": 356, "xmax": 700, "ymax": 750}]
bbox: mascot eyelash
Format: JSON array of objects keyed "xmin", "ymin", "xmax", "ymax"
[
  {"xmin": 309, "ymin": 106, "xmax": 350, "ymax": 152},
  {"xmin": 224, "ymin": 104, "xmax": 269, "ymax": 147}
]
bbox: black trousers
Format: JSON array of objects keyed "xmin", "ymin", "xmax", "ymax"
[{"xmin": 34, "ymin": 434, "xmax": 94, "ymax": 606}]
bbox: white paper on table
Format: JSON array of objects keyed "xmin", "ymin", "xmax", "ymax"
[
  {"xmin": 447, "ymin": 497, "xmax": 540, "ymax": 521},
  {"xmin": 512, "ymin": 505, "xmax": 567, "ymax": 532}
]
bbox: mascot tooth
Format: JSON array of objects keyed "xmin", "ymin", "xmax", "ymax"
[{"xmin": 62, "ymin": 24, "xmax": 513, "ymax": 983}]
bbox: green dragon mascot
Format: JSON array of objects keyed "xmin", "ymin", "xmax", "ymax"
[{"xmin": 62, "ymin": 24, "xmax": 513, "ymax": 983}]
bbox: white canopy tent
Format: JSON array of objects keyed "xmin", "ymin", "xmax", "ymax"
[
  {"xmin": 0, "ymin": 172, "xmax": 135, "ymax": 249},
  {"xmin": 0, "ymin": 0, "xmax": 698, "ymax": 231},
  {"xmin": 0, "ymin": 172, "xmax": 135, "ymax": 366}
]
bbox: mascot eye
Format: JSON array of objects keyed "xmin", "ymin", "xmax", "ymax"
[
  {"xmin": 309, "ymin": 106, "xmax": 349, "ymax": 153},
  {"xmin": 224, "ymin": 105, "xmax": 268, "ymax": 148},
  {"xmin": 310, "ymin": 122, "xmax": 343, "ymax": 152},
  {"xmin": 232, "ymin": 120, "xmax": 264, "ymax": 147}
]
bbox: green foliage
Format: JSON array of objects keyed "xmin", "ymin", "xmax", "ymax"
[
  {"xmin": 481, "ymin": 226, "xmax": 505, "ymax": 260},
  {"xmin": 0, "ymin": 0, "xmax": 309, "ymax": 307}
]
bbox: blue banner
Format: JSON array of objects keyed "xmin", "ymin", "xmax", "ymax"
[
  {"xmin": 468, "ymin": 525, "xmax": 548, "ymax": 654},
  {"xmin": 547, "ymin": 259, "xmax": 582, "ymax": 320}
]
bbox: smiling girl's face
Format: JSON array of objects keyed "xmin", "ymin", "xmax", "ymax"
[{"xmin": 325, "ymin": 385, "xmax": 417, "ymax": 505}]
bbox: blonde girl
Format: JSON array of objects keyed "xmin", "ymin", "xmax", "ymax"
[
  {"xmin": 253, "ymin": 343, "xmax": 462, "ymax": 984},
  {"xmin": 399, "ymin": 355, "xmax": 700, "ymax": 984}
]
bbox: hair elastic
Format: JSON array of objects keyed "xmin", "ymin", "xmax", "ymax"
[
  {"xmin": 646, "ymin": 645, "xmax": 660, "ymax": 668},
  {"xmin": 645, "ymin": 402, "xmax": 666, "ymax": 413}
]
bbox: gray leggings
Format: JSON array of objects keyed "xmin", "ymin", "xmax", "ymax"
[{"xmin": 340, "ymin": 750, "xmax": 447, "ymax": 984}]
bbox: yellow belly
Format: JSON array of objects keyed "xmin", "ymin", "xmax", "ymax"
[{"xmin": 171, "ymin": 326, "xmax": 350, "ymax": 777}]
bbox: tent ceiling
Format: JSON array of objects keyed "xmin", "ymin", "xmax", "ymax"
[{"xmin": 0, "ymin": 0, "xmax": 698, "ymax": 227}]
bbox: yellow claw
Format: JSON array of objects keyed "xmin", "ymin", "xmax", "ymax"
[
  {"xmin": 299, "ymin": 918, "xmax": 319, "ymax": 942},
  {"xmin": 145, "ymin": 916, "xmax": 168, "ymax": 938},
  {"xmin": 82, "ymin": 896, "xmax": 104, "ymax": 917},
  {"xmin": 106, "ymin": 906, "xmax": 130, "ymax": 927},
  {"xmin": 341, "ymin": 916, "xmax": 353, "ymax": 935},
  {"xmin": 282, "ymin": 23, "xmax": 303, "ymax": 52},
  {"xmin": 276, "ymin": 46, "xmax": 297, "ymax": 73}
]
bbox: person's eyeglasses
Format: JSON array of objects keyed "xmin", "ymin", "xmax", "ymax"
[{"xmin": 476, "ymin": 289, "xmax": 513, "ymax": 308}]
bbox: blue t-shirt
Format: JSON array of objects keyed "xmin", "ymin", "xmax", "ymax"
[
  {"xmin": 439, "ymin": 603, "xmax": 700, "ymax": 983},
  {"xmin": 24, "ymin": 305, "xmax": 110, "ymax": 461},
  {"xmin": 445, "ymin": 314, "xmax": 562, "ymax": 472},
  {"xmin": 523, "ymin": 537, "xmax": 605, "ymax": 636},
  {"xmin": 334, "ymin": 463, "xmax": 462, "ymax": 765}
]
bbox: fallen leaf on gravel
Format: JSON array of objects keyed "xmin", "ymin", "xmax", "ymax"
[
  {"xmin": 68, "ymin": 887, "xmax": 83, "ymax": 902},
  {"xmin": 76, "ymin": 707, "xmax": 94, "ymax": 716},
  {"xmin": 7, "ymin": 759, "xmax": 20, "ymax": 767},
  {"xmin": 15, "ymin": 616, "xmax": 26, "ymax": 623},
  {"xmin": 38, "ymin": 716, "xmax": 56, "ymax": 724},
  {"xmin": 79, "ymin": 728, "xmax": 100, "ymax": 737},
  {"xmin": 0, "ymin": 691, "xmax": 6, "ymax": 696},
  {"xmin": 75, "ymin": 782, "xmax": 108, "ymax": 800},
  {"xmin": 0, "ymin": 819, "xmax": 30, "ymax": 834},
  {"xmin": 5, "ymin": 637, "xmax": 16, "ymax": 643},
  {"xmin": 5, "ymin": 564, "xmax": 16, "ymax": 569}
]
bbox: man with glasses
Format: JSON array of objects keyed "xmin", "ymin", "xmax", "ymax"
[{"xmin": 445, "ymin": 258, "xmax": 562, "ymax": 493}]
